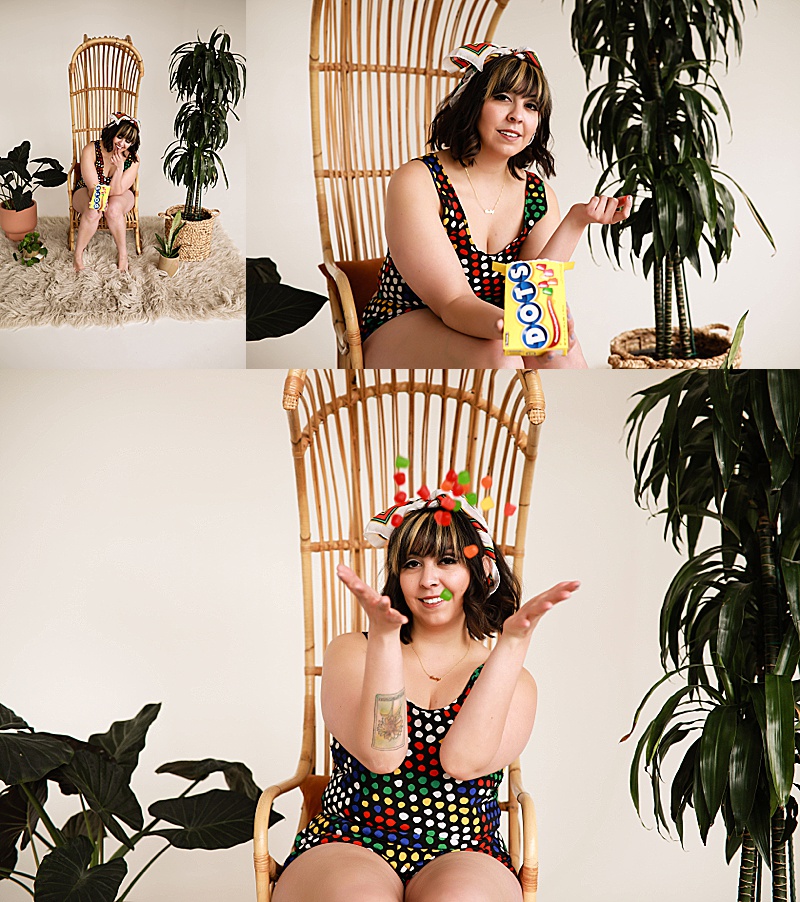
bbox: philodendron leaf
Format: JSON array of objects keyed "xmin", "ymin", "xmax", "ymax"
[
  {"xmin": 88, "ymin": 703, "xmax": 161, "ymax": 775},
  {"xmin": 765, "ymin": 673, "xmax": 795, "ymax": 806},
  {"xmin": 0, "ymin": 704, "xmax": 30, "ymax": 732},
  {"xmin": 246, "ymin": 282, "xmax": 327, "ymax": 340},
  {"xmin": 156, "ymin": 758, "xmax": 262, "ymax": 801},
  {"xmin": 0, "ymin": 734, "xmax": 74, "ymax": 786},
  {"xmin": 149, "ymin": 788, "xmax": 259, "ymax": 849},
  {"xmin": 61, "ymin": 810, "xmax": 106, "ymax": 844},
  {"xmin": 34, "ymin": 835, "xmax": 127, "ymax": 902},
  {"xmin": 0, "ymin": 782, "xmax": 46, "ymax": 877},
  {"xmin": 61, "ymin": 750, "xmax": 143, "ymax": 849}
]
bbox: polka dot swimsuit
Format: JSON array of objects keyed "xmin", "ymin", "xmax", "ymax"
[
  {"xmin": 283, "ymin": 664, "xmax": 516, "ymax": 884},
  {"xmin": 360, "ymin": 153, "xmax": 548, "ymax": 342},
  {"xmin": 74, "ymin": 140, "xmax": 133, "ymax": 192}
]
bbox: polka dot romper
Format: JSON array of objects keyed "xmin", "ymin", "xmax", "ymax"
[
  {"xmin": 360, "ymin": 152, "xmax": 548, "ymax": 343},
  {"xmin": 282, "ymin": 664, "xmax": 516, "ymax": 884}
]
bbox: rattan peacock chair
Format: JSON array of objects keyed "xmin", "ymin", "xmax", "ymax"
[
  {"xmin": 254, "ymin": 368, "xmax": 546, "ymax": 901},
  {"xmin": 67, "ymin": 35, "xmax": 144, "ymax": 255},
  {"xmin": 310, "ymin": 0, "xmax": 512, "ymax": 368}
]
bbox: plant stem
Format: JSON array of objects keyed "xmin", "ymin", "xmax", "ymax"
[
  {"xmin": 0, "ymin": 866, "xmax": 37, "ymax": 880},
  {"xmin": 673, "ymin": 257, "xmax": 696, "ymax": 358},
  {"xmin": 789, "ymin": 829, "xmax": 796, "ymax": 902},
  {"xmin": 654, "ymin": 258, "xmax": 665, "ymax": 359},
  {"xmin": 758, "ymin": 513, "xmax": 782, "ymax": 671},
  {"xmin": 773, "ymin": 808, "xmax": 789, "ymax": 902},
  {"xmin": 664, "ymin": 254, "xmax": 674, "ymax": 357},
  {"xmin": 738, "ymin": 831, "xmax": 759, "ymax": 902},
  {"xmin": 19, "ymin": 782, "xmax": 62, "ymax": 847},
  {"xmin": 117, "ymin": 843, "xmax": 170, "ymax": 902},
  {"xmin": 32, "ymin": 829, "xmax": 54, "ymax": 849}
]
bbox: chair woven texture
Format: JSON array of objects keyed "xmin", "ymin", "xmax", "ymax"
[{"xmin": 254, "ymin": 368, "xmax": 544, "ymax": 901}]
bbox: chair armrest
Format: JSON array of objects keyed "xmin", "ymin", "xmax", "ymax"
[
  {"xmin": 509, "ymin": 762, "xmax": 538, "ymax": 902},
  {"xmin": 254, "ymin": 758, "xmax": 313, "ymax": 902},
  {"xmin": 320, "ymin": 257, "xmax": 364, "ymax": 368}
]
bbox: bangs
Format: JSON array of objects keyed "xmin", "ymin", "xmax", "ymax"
[
  {"xmin": 388, "ymin": 511, "xmax": 465, "ymax": 569},
  {"xmin": 115, "ymin": 123, "xmax": 138, "ymax": 142},
  {"xmin": 484, "ymin": 57, "xmax": 549, "ymax": 107}
]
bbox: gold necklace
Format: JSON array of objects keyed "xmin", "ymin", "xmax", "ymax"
[
  {"xmin": 410, "ymin": 641, "xmax": 471, "ymax": 682},
  {"xmin": 463, "ymin": 164, "xmax": 507, "ymax": 215}
]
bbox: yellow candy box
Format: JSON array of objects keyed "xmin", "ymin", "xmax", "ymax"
[{"xmin": 493, "ymin": 259, "xmax": 574, "ymax": 356}]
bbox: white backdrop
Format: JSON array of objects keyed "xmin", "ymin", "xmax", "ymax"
[
  {"xmin": 0, "ymin": 369, "xmax": 743, "ymax": 901},
  {"xmin": 247, "ymin": 0, "xmax": 799, "ymax": 370},
  {"xmin": 0, "ymin": 0, "xmax": 246, "ymax": 254}
]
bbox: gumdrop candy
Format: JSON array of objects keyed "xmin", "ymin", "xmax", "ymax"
[
  {"xmin": 481, "ymin": 475, "xmax": 493, "ymax": 489},
  {"xmin": 394, "ymin": 472, "xmax": 406, "ymax": 485},
  {"xmin": 418, "ymin": 484, "xmax": 431, "ymax": 500},
  {"xmin": 440, "ymin": 496, "xmax": 456, "ymax": 511},
  {"xmin": 395, "ymin": 454, "xmax": 409, "ymax": 468},
  {"xmin": 463, "ymin": 544, "xmax": 480, "ymax": 558},
  {"xmin": 504, "ymin": 503, "xmax": 517, "ymax": 517},
  {"xmin": 394, "ymin": 491, "xmax": 408, "ymax": 504},
  {"xmin": 434, "ymin": 510, "xmax": 452, "ymax": 526},
  {"xmin": 481, "ymin": 496, "xmax": 495, "ymax": 512},
  {"xmin": 391, "ymin": 513, "xmax": 403, "ymax": 527},
  {"xmin": 440, "ymin": 589, "xmax": 453, "ymax": 601}
]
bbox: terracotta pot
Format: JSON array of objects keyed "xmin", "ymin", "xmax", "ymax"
[
  {"xmin": 0, "ymin": 200, "xmax": 38, "ymax": 242},
  {"xmin": 608, "ymin": 324, "xmax": 741, "ymax": 369},
  {"xmin": 156, "ymin": 253, "xmax": 181, "ymax": 277}
]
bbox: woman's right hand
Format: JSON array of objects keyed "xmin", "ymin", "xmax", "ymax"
[{"xmin": 336, "ymin": 563, "xmax": 408, "ymax": 635}]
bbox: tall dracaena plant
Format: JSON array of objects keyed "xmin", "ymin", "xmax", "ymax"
[
  {"xmin": 163, "ymin": 28, "xmax": 245, "ymax": 221},
  {"xmin": 625, "ymin": 369, "xmax": 800, "ymax": 901},
  {"xmin": 570, "ymin": 0, "xmax": 774, "ymax": 360}
]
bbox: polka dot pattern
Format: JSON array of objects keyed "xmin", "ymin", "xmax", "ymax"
[
  {"xmin": 361, "ymin": 153, "xmax": 548, "ymax": 342},
  {"xmin": 283, "ymin": 665, "xmax": 515, "ymax": 884}
]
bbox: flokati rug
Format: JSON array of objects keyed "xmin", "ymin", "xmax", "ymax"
[{"xmin": 0, "ymin": 216, "xmax": 244, "ymax": 328}]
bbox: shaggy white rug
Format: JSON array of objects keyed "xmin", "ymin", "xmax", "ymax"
[{"xmin": 0, "ymin": 216, "xmax": 244, "ymax": 328}]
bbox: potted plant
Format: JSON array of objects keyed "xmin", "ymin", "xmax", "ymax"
[
  {"xmin": 624, "ymin": 368, "xmax": 800, "ymax": 899},
  {"xmin": 571, "ymin": 0, "xmax": 774, "ymax": 368},
  {"xmin": 0, "ymin": 142, "xmax": 68, "ymax": 241},
  {"xmin": 246, "ymin": 257, "xmax": 327, "ymax": 340},
  {"xmin": 155, "ymin": 209, "xmax": 185, "ymax": 276},
  {"xmin": 12, "ymin": 231, "xmax": 48, "ymax": 266},
  {"xmin": 162, "ymin": 28, "xmax": 245, "ymax": 262},
  {"xmin": 0, "ymin": 700, "xmax": 282, "ymax": 901}
]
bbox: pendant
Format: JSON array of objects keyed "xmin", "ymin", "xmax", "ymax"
[
  {"xmin": 485, "ymin": 209, "xmax": 495, "ymax": 214},
  {"xmin": 429, "ymin": 675, "xmax": 441, "ymax": 681}
]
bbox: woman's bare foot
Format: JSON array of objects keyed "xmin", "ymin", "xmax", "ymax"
[
  {"xmin": 117, "ymin": 253, "xmax": 129, "ymax": 273},
  {"xmin": 73, "ymin": 250, "xmax": 86, "ymax": 273}
]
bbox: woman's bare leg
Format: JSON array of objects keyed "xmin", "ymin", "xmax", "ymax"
[
  {"xmin": 405, "ymin": 851, "xmax": 522, "ymax": 902},
  {"xmin": 273, "ymin": 843, "xmax": 404, "ymax": 902},
  {"xmin": 72, "ymin": 189, "xmax": 100, "ymax": 272},
  {"xmin": 104, "ymin": 193, "xmax": 135, "ymax": 272}
]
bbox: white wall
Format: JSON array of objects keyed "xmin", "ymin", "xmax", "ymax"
[
  {"xmin": 0, "ymin": 369, "xmax": 744, "ymax": 901},
  {"xmin": 246, "ymin": 0, "xmax": 799, "ymax": 369},
  {"xmin": 0, "ymin": 0, "xmax": 246, "ymax": 253}
]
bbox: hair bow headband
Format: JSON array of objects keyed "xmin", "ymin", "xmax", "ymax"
[
  {"xmin": 445, "ymin": 43, "xmax": 542, "ymax": 106},
  {"xmin": 107, "ymin": 111, "xmax": 140, "ymax": 129},
  {"xmin": 364, "ymin": 488, "xmax": 502, "ymax": 595}
]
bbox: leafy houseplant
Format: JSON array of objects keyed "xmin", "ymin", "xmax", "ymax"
[
  {"xmin": 246, "ymin": 258, "xmax": 328, "ymax": 341},
  {"xmin": 163, "ymin": 28, "xmax": 245, "ymax": 224},
  {"xmin": 0, "ymin": 143, "xmax": 68, "ymax": 212},
  {"xmin": 0, "ymin": 701, "xmax": 282, "ymax": 901},
  {"xmin": 13, "ymin": 232, "xmax": 48, "ymax": 267},
  {"xmin": 625, "ymin": 370, "xmax": 800, "ymax": 900},
  {"xmin": 571, "ymin": 0, "xmax": 774, "ymax": 365},
  {"xmin": 155, "ymin": 210, "xmax": 184, "ymax": 277}
]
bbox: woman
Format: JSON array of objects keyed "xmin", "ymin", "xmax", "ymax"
[
  {"xmin": 274, "ymin": 489, "xmax": 578, "ymax": 902},
  {"xmin": 72, "ymin": 112, "xmax": 140, "ymax": 273},
  {"xmin": 361, "ymin": 44, "xmax": 632, "ymax": 368}
]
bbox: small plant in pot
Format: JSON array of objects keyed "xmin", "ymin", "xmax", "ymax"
[
  {"xmin": 0, "ymin": 142, "xmax": 68, "ymax": 241},
  {"xmin": 162, "ymin": 27, "xmax": 245, "ymax": 261},
  {"xmin": 12, "ymin": 231, "xmax": 48, "ymax": 266},
  {"xmin": 571, "ymin": 0, "xmax": 774, "ymax": 368},
  {"xmin": 155, "ymin": 210, "xmax": 184, "ymax": 277}
]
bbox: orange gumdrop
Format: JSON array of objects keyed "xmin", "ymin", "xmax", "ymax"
[{"xmin": 463, "ymin": 544, "xmax": 480, "ymax": 559}]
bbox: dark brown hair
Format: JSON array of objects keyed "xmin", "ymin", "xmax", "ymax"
[
  {"xmin": 100, "ymin": 120, "xmax": 140, "ymax": 163},
  {"xmin": 381, "ymin": 508, "xmax": 521, "ymax": 644},
  {"xmin": 428, "ymin": 54, "xmax": 555, "ymax": 179}
]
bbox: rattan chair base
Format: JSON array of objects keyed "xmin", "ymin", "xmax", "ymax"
[
  {"xmin": 608, "ymin": 324, "xmax": 741, "ymax": 369},
  {"xmin": 163, "ymin": 205, "xmax": 220, "ymax": 261}
]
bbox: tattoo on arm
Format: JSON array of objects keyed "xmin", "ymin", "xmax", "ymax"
[{"xmin": 372, "ymin": 689, "xmax": 406, "ymax": 750}]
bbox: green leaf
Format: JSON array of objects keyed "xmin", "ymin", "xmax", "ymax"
[
  {"xmin": 149, "ymin": 789, "xmax": 261, "ymax": 849},
  {"xmin": 723, "ymin": 311, "xmax": 748, "ymax": 371},
  {"xmin": 61, "ymin": 810, "xmax": 106, "ymax": 844},
  {"xmin": 699, "ymin": 705, "xmax": 737, "ymax": 821},
  {"xmin": 246, "ymin": 280, "xmax": 327, "ymax": 341},
  {"xmin": 34, "ymin": 835, "xmax": 127, "ymax": 902},
  {"xmin": 728, "ymin": 715, "xmax": 761, "ymax": 832},
  {"xmin": 765, "ymin": 673, "xmax": 795, "ymax": 806},
  {"xmin": 746, "ymin": 780, "xmax": 772, "ymax": 865},
  {"xmin": 0, "ymin": 704, "xmax": 30, "ymax": 732},
  {"xmin": 784, "ymin": 559, "xmax": 800, "ymax": 642},
  {"xmin": 717, "ymin": 582, "xmax": 752, "ymax": 673},
  {"xmin": 88, "ymin": 703, "xmax": 161, "ymax": 776},
  {"xmin": 0, "ymin": 781, "xmax": 47, "ymax": 878},
  {"xmin": 0, "ymin": 734, "xmax": 74, "ymax": 786},
  {"xmin": 688, "ymin": 157, "xmax": 717, "ymax": 229},
  {"xmin": 156, "ymin": 758, "xmax": 261, "ymax": 801},
  {"xmin": 768, "ymin": 370, "xmax": 800, "ymax": 453}
]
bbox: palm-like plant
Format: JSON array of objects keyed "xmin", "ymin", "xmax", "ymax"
[
  {"xmin": 163, "ymin": 28, "xmax": 245, "ymax": 222},
  {"xmin": 571, "ymin": 0, "xmax": 774, "ymax": 360},
  {"xmin": 625, "ymin": 369, "xmax": 800, "ymax": 901}
]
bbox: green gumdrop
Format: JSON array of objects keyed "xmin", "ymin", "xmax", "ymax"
[
  {"xmin": 457, "ymin": 469, "xmax": 470, "ymax": 485},
  {"xmin": 453, "ymin": 500, "xmax": 462, "ymax": 512},
  {"xmin": 395, "ymin": 454, "xmax": 409, "ymax": 468},
  {"xmin": 542, "ymin": 287, "xmax": 554, "ymax": 295},
  {"xmin": 440, "ymin": 589, "xmax": 453, "ymax": 601},
  {"xmin": 466, "ymin": 492, "xmax": 478, "ymax": 506}
]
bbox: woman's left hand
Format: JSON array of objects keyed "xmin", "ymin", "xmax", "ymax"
[
  {"xmin": 501, "ymin": 580, "xmax": 579, "ymax": 640},
  {"xmin": 111, "ymin": 149, "xmax": 125, "ymax": 171},
  {"xmin": 570, "ymin": 195, "xmax": 632, "ymax": 227}
]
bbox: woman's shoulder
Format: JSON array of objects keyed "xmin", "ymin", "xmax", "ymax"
[
  {"xmin": 324, "ymin": 631, "xmax": 368, "ymax": 659},
  {"xmin": 388, "ymin": 157, "xmax": 441, "ymax": 210}
]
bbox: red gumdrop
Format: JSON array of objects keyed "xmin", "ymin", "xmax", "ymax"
[
  {"xmin": 393, "ymin": 472, "xmax": 406, "ymax": 485},
  {"xmin": 504, "ymin": 503, "xmax": 517, "ymax": 517},
  {"xmin": 417, "ymin": 484, "xmax": 431, "ymax": 500},
  {"xmin": 391, "ymin": 513, "xmax": 403, "ymax": 527},
  {"xmin": 394, "ymin": 491, "xmax": 408, "ymax": 504},
  {"xmin": 434, "ymin": 510, "xmax": 452, "ymax": 527},
  {"xmin": 445, "ymin": 468, "xmax": 458, "ymax": 483},
  {"xmin": 440, "ymin": 496, "xmax": 456, "ymax": 511},
  {"xmin": 452, "ymin": 482, "xmax": 466, "ymax": 496}
]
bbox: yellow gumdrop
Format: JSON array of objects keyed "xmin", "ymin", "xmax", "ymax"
[{"xmin": 481, "ymin": 496, "xmax": 494, "ymax": 511}]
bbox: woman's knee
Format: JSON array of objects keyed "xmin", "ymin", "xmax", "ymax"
[
  {"xmin": 81, "ymin": 208, "xmax": 102, "ymax": 224},
  {"xmin": 104, "ymin": 202, "xmax": 125, "ymax": 222}
]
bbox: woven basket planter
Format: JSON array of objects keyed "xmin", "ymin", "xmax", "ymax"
[
  {"xmin": 608, "ymin": 324, "xmax": 742, "ymax": 369},
  {"xmin": 161, "ymin": 205, "xmax": 220, "ymax": 261}
]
